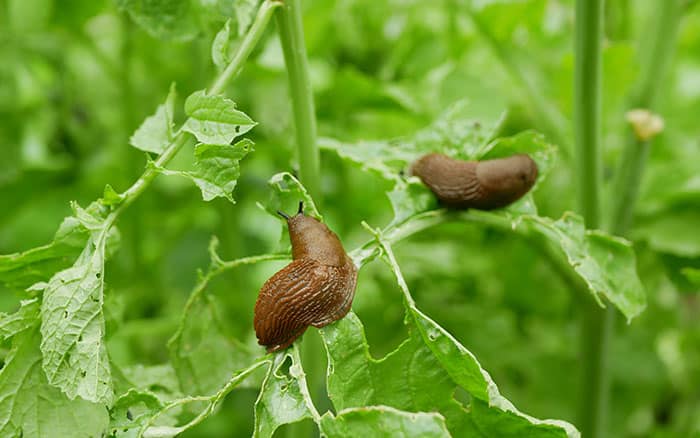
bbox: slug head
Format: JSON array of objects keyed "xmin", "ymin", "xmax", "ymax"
[
  {"xmin": 278, "ymin": 202, "xmax": 347, "ymax": 266},
  {"xmin": 475, "ymin": 154, "xmax": 538, "ymax": 207}
]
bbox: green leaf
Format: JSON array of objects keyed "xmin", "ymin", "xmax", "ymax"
[
  {"xmin": 168, "ymin": 290, "xmax": 260, "ymax": 396},
  {"xmin": 386, "ymin": 180, "xmax": 436, "ymax": 225},
  {"xmin": 212, "ymin": 20, "xmax": 233, "ymax": 71},
  {"xmin": 633, "ymin": 208, "xmax": 700, "ymax": 257},
  {"xmin": 129, "ymin": 83, "xmax": 177, "ymax": 154},
  {"xmin": 0, "ymin": 298, "xmax": 40, "ymax": 341},
  {"xmin": 139, "ymin": 360, "xmax": 266, "ymax": 437},
  {"xmin": 101, "ymin": 184, "xmax": 125, "ymax": 207},
  {"xmin": 0, "ymin": 328, "xmax": 109, "ymax": 437},
  {"xmin": 109, "ymin": 389, "xmax": 165, "ymax": 436},
  {"xmin": 182, "ymin": 90, "xmax": 257, "ymax": 144},
  {"xmin": 319, "ymin": 312, "xmax": 473, "ymax": 436},
  {"xmin": 116, "ymin": 0, "xmax": 198, "ymax": 41},
  {"xmin": 192, "ymin": 139, "xmax": 253, "ymax": 202},
  {"xmin": 253, "ymin": 348, "xmax": 320, "ymax": 438},
  {"xmin": 39, "ymin": 202, "xmax": 115, "ymax": 404},
  {"xmin": 154, "ymin": 139, "xmax": 254, "ymax": 203},
  {"xmin": 376, "ymin": 241, "xmax": 581, "ymax": 437},
  {"xmin": 319, "ymin": 406, "xmax": 451, "ymax": 438},
  {"xmin": 0, "ymin": 216, "xmax": 88, "ymax": 290},
  {"xmin": 479, "ymin": 130, "xmax": 557, "ymax": 188},
  {"xmin": 260, "ymin": 172, "xmax": 322, "ymax": 220},
  {"xmin": 517, "ymin": 213, "xmax": 646, "ymax": 321}
]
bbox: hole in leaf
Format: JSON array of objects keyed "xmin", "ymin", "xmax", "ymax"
[
  {"xmin": 63, "ymin": 310, "xmax": 68, "ymax": 318},
  {"xmin": 126, "ymin": 409, "xmax": 133, "ymax": 421},
  {"xmin": 80, "ymin": 370, "xmax": 87, "ymax": 377},
  {"xmin": 96, "ymin": 272, "xmax": 101, "ymax": 278}
]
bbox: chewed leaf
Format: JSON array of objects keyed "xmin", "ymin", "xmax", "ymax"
[
  {"xmin": 0, "ymin": 298, "xmax": 40, "ymax": 341},
  {"xmin": 154, "ymin": 139, "xmax": 253, "ymax": 203},
  {"xmin": 259, "ymin": 172, "xmax": 322, "ymax": 221},
  {"xmin": 519, "ymin": 213, "xmax": 646, "ymax": 321},
  {"xmin": 39, "ymin": 202, "xmax": 115, "ymax": 405},
  {"xmin": 0, "ymin": 328, "xmax": 109, "ymax": 437},
  {"xmin": 253, "ymin": 348, "xmax": 319, "ymax": 438},
  {"xmin": 0, "ymin": 216, "xmax": 88, "ymax": 291},
  {"xmin": 373, "ymin": 242, "xmax": 580, "ymax": 437},
  {"xmin": 387, "ymin": 180, "xmax": 436, "ymax": 225},
  {"xmin": 319, "ymin": 406, "xmax": 451, "ymax": 437},
  {"xmin": 130, "ymin": 83, "xmax": 176, "ymax": 154},
  {"xmin": 182, "ymin": 90, "xmax": 257, "ymax": 144},
  {"xmin": 479, "ymin": 130, "xmax": 557, "ymax": 186},
  {"xmin": 109, "ymin": 389, "xmax": 164, "ymax": 434}
]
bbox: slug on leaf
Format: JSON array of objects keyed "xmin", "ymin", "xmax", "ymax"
[
  {"xmin": 411, "ymin": 153, "xmax": 538, "ymax": 210},
  {"xmin": 254, "ymin": 202, "xmax": 358, "ymax": 352}
]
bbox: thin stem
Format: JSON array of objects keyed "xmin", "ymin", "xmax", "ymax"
[
  {"xmin": 210, "ymin": 0, "xmax": 281, "ymax": 95},
  {"xmin": 112, "ymin": 0, "xmax": 281, "ymax": 218},
  {"xmin": 276, "ymin": 0, "xmax": 321, "ymax": 202},
  {"xmin": 608, "ymin": 0, "xmax": 684, "ymax": 236},
  {"xmin": 573, "ymin": 1, "xmax": 607, "ymax": 437}
]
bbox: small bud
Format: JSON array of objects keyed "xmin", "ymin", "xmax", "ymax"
[{"xmin": 626, "ymin": 109, "xmax": 664, "ymax": 141}]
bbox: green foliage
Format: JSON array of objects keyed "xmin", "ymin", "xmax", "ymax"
[{"xmin": 1, "ymin": 0, "xmax": 699, "ymax": 437}]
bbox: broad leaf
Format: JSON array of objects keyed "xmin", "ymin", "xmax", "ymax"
[
  {"xmin": 39, "ymin": 202, "xmax": 115, "ymax": 404},
  {"xmin": 0, "ymin": 216, "xmax": 88, "ymax": 290},
  {"xmin": 0, "ymin": 298, "xmax": 40, "ymax": 341},
  {"xmin": 139, "ymin": 360, "xmax": 266, "ymax": 437},
  {"xmin": 319, "ymin": 406, "xmax": 451, "ymax": 437},
  {"xmin": 182, "ymin": 90, "xmax": 257, "ymax": 144},
  {"xmin": 253, "ymin": 348, "xmax": 319, "ymax": 438},
  {"xmin": 0, "ymin": 328, "xmax": 108, "ymax": 437},
  {"xmin": 377, "ymin": 241, "xmax": 580, "ymax": 437},
  {"xmin": 154, "ymin": 139, "xmax": 254, "ymax": 203},
  {"xmin": 130, "ymin": 84, "xmax": 177, "ymax": 154},
  {"xmin": 517, "ymin": 213, "xmax": 646, "ymax": 321},
  {"xmin": 260, "ymin": 172, "xmax": 322, "ymax": 220}
]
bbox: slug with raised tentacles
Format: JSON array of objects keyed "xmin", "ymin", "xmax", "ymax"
[{"xmin": 254, "ymin": 202, "xmax": 357, "ymax": 352}]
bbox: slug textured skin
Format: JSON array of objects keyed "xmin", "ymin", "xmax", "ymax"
[
  {"xmin": 254, "ymin": 209, "xmax": 357, "ymax": 352},
  {"xmin": 411, "ymin": 153, "xmax": 538, "ymax": 210}
]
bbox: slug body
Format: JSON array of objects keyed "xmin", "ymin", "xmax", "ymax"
[
  {"xmin": 254, "ymin": 203, "xmax": 357, "ymax": 352},
  {"xmin": 411, "ymin": 153, "xmax": 538, "ymax": 210}
]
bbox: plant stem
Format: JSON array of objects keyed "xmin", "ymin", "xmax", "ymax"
[
  {"xmin": 113, "ymin": 0, "xmax": 281, "ymax": 218},
  {"xmin": 573, "ymin": 1, "xmax": 608, "ymax": 437},
  {"xmin": 276, "ymin": 0, "xmax": 321, "ymax": 202},
  {"xmin": 608, "ymin": 0, "xmax": 684, "ymax": 236},
  {"xmin": 210, "ymin": 0, "xmax": 281, "ymax": 95}
]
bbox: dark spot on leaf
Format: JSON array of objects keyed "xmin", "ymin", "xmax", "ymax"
[
  {"xmin": 96, "ymin": 272, "xmax": 101, "ymax": 278},
  {"xmin": 63, "ymin": 310, "xmax": 68, "ymax": 318},
  {"xmin": 78, "ymin": 335, "xmax": 83, "ymax": 342},
  {"xmin": 81, "ymin": 370, "xmax": 87, "ymax": 377},
  {"xmin": 234, "ymin": 125, "xmax": 240, "ymax": 133},
  {"xmin": 126, "ymin": 409, "xmax": 133, "ymax": 421}
]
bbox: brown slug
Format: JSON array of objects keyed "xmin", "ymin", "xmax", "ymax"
[
  {"xmin": 411, "ymin": 153, "xmax": 538, "ymax": 210},
  {"xmin": 254, "ymin": 202, "xmax": 358, "ymax": 352}
]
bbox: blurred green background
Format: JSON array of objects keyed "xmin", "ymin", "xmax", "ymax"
[{"xmin": 1, "ymin": 0, "xmax": 699, "ymax": 436}]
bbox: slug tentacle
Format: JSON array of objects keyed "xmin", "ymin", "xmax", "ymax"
[
  {"xmin": 253, "ymin": 207, "xmax": 357, "ymax": 352},
  {"xmin": 411, "ymin": 153, "xmax": 538, "ymax": 210}
]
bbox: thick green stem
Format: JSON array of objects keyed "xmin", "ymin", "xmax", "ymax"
[
  {"xmin": 276, "ymin": 0, "xmax": 321, "ymax": 202},
  {"xmin": 574, "ymin": 1, "xmax": 608, "ymax": 437}
]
